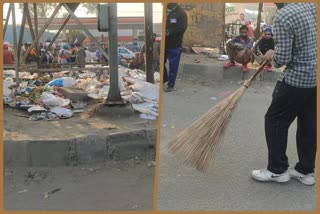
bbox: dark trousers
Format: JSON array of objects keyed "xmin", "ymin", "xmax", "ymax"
[
  {"xmin": 265, "ymin": 80, "xmax": 317, "ymax": 174},
  {"xmin": 152, "ymin": 60, "xmax": 160, "ymax": 72},
  {"xmin": 163, "ymin": 47, "xmax": 182, "ymax": 88}
]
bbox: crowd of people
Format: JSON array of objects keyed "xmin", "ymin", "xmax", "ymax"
[
  {"xmin": 3, "ymin": 41, "xmax": 102, "ymax": 68},
  {"xmin": 3, "ymin": 38, "xmax": 162, "ymax": 73}
]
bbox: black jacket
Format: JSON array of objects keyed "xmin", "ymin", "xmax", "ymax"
[
  {"xmin": 253, "ymin": 37, "xmax": 275, "ymax": 56},
  {"xmin": 165, "ymin": 5, "xmax": 188, "ymax": 49}
]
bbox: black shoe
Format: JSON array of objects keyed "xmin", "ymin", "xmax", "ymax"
[{"xmin": 164, "ymin": 87, "xmax": 173, "ymax": 92}]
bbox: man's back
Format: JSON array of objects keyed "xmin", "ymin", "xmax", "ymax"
[{"xmin": 273, "ymin": 3, "xmax": 316, "ymax": 88}]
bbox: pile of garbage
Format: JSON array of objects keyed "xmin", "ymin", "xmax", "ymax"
[{"xmin": 3, "ymin": 65, "xmax": 160, "ymax": 121}]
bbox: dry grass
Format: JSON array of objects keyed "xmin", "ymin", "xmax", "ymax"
[{"xmin": 167, "ymin": 60, "xmax": 268, "ymax": 172}]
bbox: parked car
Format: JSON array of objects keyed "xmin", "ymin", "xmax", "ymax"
[{"xmin": 118, "ymin": 47, "xmax": 135, "ymax": 59}]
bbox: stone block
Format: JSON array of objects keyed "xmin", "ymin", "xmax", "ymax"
[{"xmin": 59, "ymin": 87, "xmax": 88, "ymax": 103}]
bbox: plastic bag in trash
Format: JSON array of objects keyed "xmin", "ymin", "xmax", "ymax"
[
  {"xmin": 50, "ymin": 107, "xmax": 73, "ymax": 118},
  {"xmin": 27, "ymin": 106, "xmax": 47, "ymax": 113},
  {"xmin": 132, "ymin": 102, "xmax": 158, "ymax": 116},
  {"xmin": 41, "ymin": 92, "xmax": 71, "ymax": 107},
  {"xmin": 48, "ymin": 77, "xmax": 76, "ymax": 87},
  {"xmin": 3, "ymin": 80, "xmax": 13, "ymax": 97},
  {"xmin": 139, "ymin": 113, "xmax": 157, "ymax": 120},
  {"xmin": 96, "ymin": 86, "xmax": 110, "ymax": 98}
]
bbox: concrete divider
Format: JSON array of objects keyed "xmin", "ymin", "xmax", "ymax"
[{"xmin": 4, "ymin": 129, "xmax": 157, "ymax": 167}]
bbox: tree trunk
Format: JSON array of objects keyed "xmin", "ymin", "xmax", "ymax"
[
  {"xmin": 254, "ymin": 3, "xmax": 263, "ymax": 40},
  {"xmin": 107, "ymin": 3, "xmax": 122, "ymax": 103},
  {"xmin": 144, "ymin": 3, "xmax": 154, "ymax": 83}
]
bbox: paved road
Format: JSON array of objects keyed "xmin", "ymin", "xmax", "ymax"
[
  {"xmin": 4, "ymin": 160, "xmax": 155, "ymax": 211},
  {"xmin": 157, "ymin": 71, "xmax": 316, "ymax": 211}
]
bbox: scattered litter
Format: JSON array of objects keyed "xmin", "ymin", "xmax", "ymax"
[
  {"xmin": 79, "ymin": 72, "xmax": 96, "ymax": 79},
  {"xmin": 171, "ymin": 125, "xmax": 175, "ymax": 129},
  {"xmin": 3, "ymin": 65, "xmax": 159, "ymax": 121},
  {"xmin": 147, "ymin": 161, "xmax": 156, "ymax": 167},
  {"xmin": 98, "ymin": 86, "xmax": 110, "ymax": 97},
  {"xmin": 71, "ymin": 102, "xmax": 86, "ymax": 109},
  {"xmin": 162, "ymin": 124, "xmax": 167, "ymax": 127},
  {"xmin": 192, "ymin": 47, "xmax": 220, "ymax": 57},
  {"xmin": 43, "ymin": 188, "xmax": 62, "ymax": 199},
  {"xmin": 132, "ymin": 102, "xmax": 158, "ymax": 117},
  {"xmin": 210, "ymin": 97, "xmax": 217, "ymax": 100},
  {"xmin": 48, "ymin": 77, "xmax": 76, "ymax": 87},
  {"xmin": 132, "ymin": 204, "xmax": 139, "ymax": 209},
  {"xmin": 139, "ymin": 113, "xmax": 157, "ymax": 120},
  {"xmin": 24, "ymin": 170, "xmax": 48, "ymax": 184},
  {"xmin": 50, "ymin": 107, "xmax": 73, "ymax": 118},
  {"xmin": 41, "ymin": 92, "xmax": 71, "ymax": 108},
  {"xmin": 218, "ymin": 54, "xmax": 229, "ymax": 61},
  {"xmin": 29, "ymin": 112, "xmax": 59, "ymax": 121},
  {"xmin": 87, "ymin": 94, "xmax": 101, "ymax": 99},
  {"xmin": 18, "ymin": 190, "xmax": 28, "ymax": 194},
  {"xmin": 237, "ymin": 80, "xmax": 244, "ymax": 85},
  {"xmin": 72, "ymin": 109, "xmax": 85, "ymax": 113},
  {"xmin": 27, "ymin": 106, "xmax": 47, "ymax": 113},
  {"xmin": 81, "ymin": 167, "xmax": 99, "ymax": 173}
]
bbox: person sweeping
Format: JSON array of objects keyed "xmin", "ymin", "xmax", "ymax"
[
  {"xmin": 251, "ymin": 3, "xmax": 316, "ymax": 185},
  {"xmin": 167, "ymin": 3, "xmax": 316, "ymax": 179}
]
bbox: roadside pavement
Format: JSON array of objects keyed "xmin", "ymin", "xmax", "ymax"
[{"xmin": 157, "ymin": 55, "xmax": 316, "ymax": 211}]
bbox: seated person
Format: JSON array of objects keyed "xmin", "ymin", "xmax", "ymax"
[
  {"xmin": 3, "ymin": 43, "xmax": 14, "ymax": 65},
  {"xmin": 223, "ymin": 25, "xmax": 254, "ymax": 72},
  {"xmin": 252, "ymin": 27, "xmax": 275, "ymax": 71}
]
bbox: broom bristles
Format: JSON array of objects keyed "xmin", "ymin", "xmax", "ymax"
[
  {"xmin": 167, "ymin": 61, "xmax": 269, "ymax": 172},
  {"xmin": 167, "ymin": 85, "xmax": 247, "ymax": 172}
]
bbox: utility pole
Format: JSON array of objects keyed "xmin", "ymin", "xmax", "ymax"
[
  {"xmin": 254, "ymin": 3, "xmax": 263, "ymax": 40},
  {"xmin": 106, "ymin": 3, "xmax": 122, "ymax": 103},
  {"xmin": 11, "ymin": 3, "xmax": 20, "ymax": 88},
  {"xmin": 144, "ymin": 3, "xmax": 154, "ymax": 84},
  {"xmin": 18, "ymin": 4, "xmax": 27, "ymax": 61}
]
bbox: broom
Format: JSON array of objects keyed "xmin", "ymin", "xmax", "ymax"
[{"xmin": 167, "ymin": 60, "xmax": 269, "ymax": 172}]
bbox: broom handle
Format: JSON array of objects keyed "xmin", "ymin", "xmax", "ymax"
[{"xmin": 243, "ymin": 60, "xmax": 269, "ymax": 88}]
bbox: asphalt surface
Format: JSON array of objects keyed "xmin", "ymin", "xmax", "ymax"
[
  {"xmin": 4, "ymin": 160, "xmax": 155, "ymax": 211},
  {"xmin": 157, "ymin": 70, "xmax": 316, "ymax": 211}
]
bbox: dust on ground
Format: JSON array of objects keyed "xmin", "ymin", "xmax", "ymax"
[{"xmin": 4, "ymin": 159, "xmax": 155, "ymax": 210}]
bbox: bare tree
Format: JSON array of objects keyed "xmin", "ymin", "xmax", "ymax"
[
  {"xmin": 81, "ymin": 3, "xmax": 98, "ymax": 15},
  {"xmin": 18, "ymin": 3, "xmax": 59, "ymax": 18}
]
